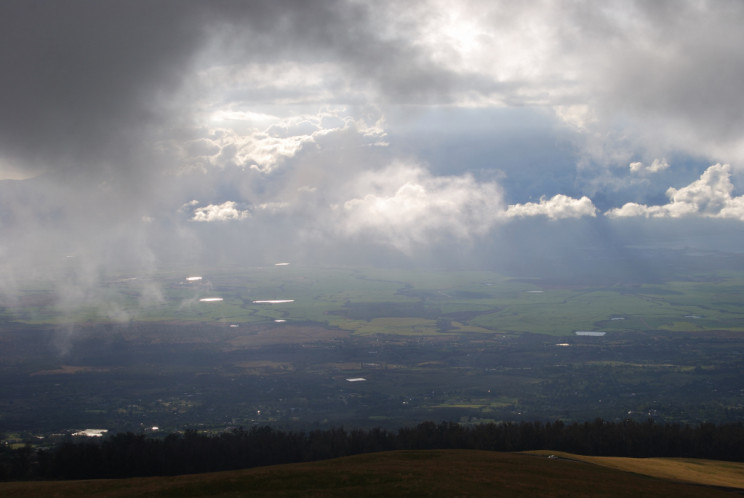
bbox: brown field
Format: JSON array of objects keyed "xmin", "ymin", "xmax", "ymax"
[
  {"xmin": 233, "ymin": 360, "xmax": 295, "ymax": 375},
  {"xmin": 313, "ymin": 362, "xmax": 367, "ymax": 371},
  {"xmin": 1, "ymin": 450, "xmax": 739, "ymax": 497},
  {"xmin": 227, "ymin": 325, "xmax": 349, "ymax": 347},
  {"xmin": 30, "ymin": 365, "xmax": 111, "ymax": 376}
]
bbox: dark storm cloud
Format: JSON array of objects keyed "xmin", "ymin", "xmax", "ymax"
[
  {"xmin": 0, "ymin": 0, "xmax": 210, "ymax": 178},
  {"xmin": 0, "ymin": 0, "xmax": 489, "ymax": 183}
]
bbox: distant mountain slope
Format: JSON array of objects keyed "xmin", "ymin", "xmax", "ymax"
[{"xmin": 0, "ymin": 450, "xmax": 739, "ymax": 497}]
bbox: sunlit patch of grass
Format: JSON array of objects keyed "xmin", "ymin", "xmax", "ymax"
[{"xmin": 527, "ymin": 450, "xmax": 744, "ymax": 490}]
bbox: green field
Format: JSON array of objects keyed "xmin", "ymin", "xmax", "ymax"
[{"xmin": 6, "ymin": 264, "xmax": 744, "ymax": 336}]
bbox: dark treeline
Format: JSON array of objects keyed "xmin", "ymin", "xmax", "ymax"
[{"xmin": 2, "ymin": 419, "xmax": 744, "ymax": 481}]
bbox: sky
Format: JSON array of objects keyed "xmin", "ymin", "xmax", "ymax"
[{"xmin": 2, "ymin": 0, "xmax": 744, "ymax": 314}]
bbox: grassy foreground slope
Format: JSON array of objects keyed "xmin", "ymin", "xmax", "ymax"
[{"xmin": 1, "ymin": 450, "xmax": 740, "ymax": 497}]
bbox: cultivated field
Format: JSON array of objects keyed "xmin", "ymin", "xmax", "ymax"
[{"xmin": 5, "ymin": 263, "xmax": 744, "ymax": 336}]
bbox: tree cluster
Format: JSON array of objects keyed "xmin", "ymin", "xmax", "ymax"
[{"xmin": 2, "ymin": 419, "xmax": 744, "ymax": 481}]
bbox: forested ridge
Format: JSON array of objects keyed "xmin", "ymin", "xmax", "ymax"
[{"xmin": 3, "ymin": 419, "xmax": 744, "ymax": 480}]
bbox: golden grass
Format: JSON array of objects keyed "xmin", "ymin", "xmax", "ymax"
[{"xmin": 527, "ymin": 450, "xmax": 744, "ymax": 489}]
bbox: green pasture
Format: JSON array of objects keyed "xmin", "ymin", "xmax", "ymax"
[{"xmin": 4, "ymin": 265, "xmax": 744, "ymax": 336}]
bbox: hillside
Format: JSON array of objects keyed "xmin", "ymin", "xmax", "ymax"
[{"xmin": 1, "ymin": 450, "xmax": 741, "ymax": 497}]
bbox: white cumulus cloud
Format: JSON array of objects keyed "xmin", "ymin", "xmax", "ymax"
[
  {"xmin": 629, "ymin": 158, "xmax": 669, "ymax": 174},
  {"xmin": 192, "ymin": 201, "xmax": 250, "ymax": 222},
  {"xmin": 506, "ymin": 195, "xmax": 598, "ymax": 220},
  {"xmin": 607, "ymin": 164, "xmax": 744, "ymax": 220},
  {"xmin": 171, "ymin": 109, "xmax": 386, "ymax": 174},
  {"xmin": 335, "ymin": 163, "xmax": 504, "ymax": 251}
]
